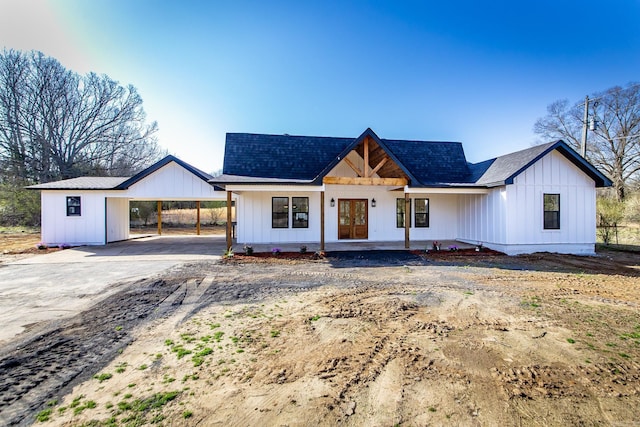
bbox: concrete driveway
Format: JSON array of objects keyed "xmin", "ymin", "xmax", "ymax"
[{"xmin": 0, "ymin": 235, "xmax": 226, "ymax": 345}]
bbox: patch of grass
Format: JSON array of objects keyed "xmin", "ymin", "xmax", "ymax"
[
  {"xmin": 192, "ymin": 347, "xmax": 214, "ymax": 367},
  {"xmin": 94, "ymin": 372, "xmax": 113, "ymax": 383},
  {"xmin": 73, "ymin": 399, "xmax": 96, "ymax": 415},
  {"xmin": 180, "ymin": 333, "xmax": 196, "ymax": 343},
  {"xmin": 165, "ymin": 339, "xmax": 175, "ymax": 346},
  {"xmin": 209, "ymin": 323, "xmax": 221, "ymax": 329},
  {"xmin": 270, "ymin": 330, "xmax": 280, "ymax": 338},
  {"xmin": 619, "ymin": 353, "xmax": 631, "ymax": 359},
  {"xmin": 310, "ymin": 315, "xmax": 321, "ymax": 321},
  {"xmin": 115, "ymin": 363, "xmax": 127, "ymax": 373},
  {"xmin": 115, "ymin": 325, "xmax": 123, "ymax": 331},
  {"xmin": 463, "ymin": 291, "xmax": 474, "ymax": 296},
  {"xmin": 138, "ymin": 364, "xmax": 148, "ymax": 370},
  {"xmin": 36, "ymin": 408, "xmax": 52, "ymax": 422},
  {"xmin": 567, "ymin": 338, "xmax": 576, "ymax": 344},
  {"xmin": 183, "ymin": 410, "xmax": 193, "ymax": 419},
  {"xmin": 428, "ymin": 406, "xmax": 437, "ymax": 412},
  {"xmin": 162, "ymin": 375, "xmax": 176, "ymax": 384},
  {"xmin": 128, "ymin": 383, "xmax": 136, "ymax": 388},
  {"xmin": 213, "ymin": 331, "xmax": 225, "ymax": 342},
  {"xmin": 520, "ymin": 296, "xmax": 542, "ymax": 309}
]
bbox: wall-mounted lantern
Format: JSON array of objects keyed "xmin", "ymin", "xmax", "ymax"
[
  {"xmin": 371, "ymin": 198, "xmax": 376, "ymax": 207},
  {"xmin": 330, "ymin": 198, "xmax": 335, "ymax": 207}
]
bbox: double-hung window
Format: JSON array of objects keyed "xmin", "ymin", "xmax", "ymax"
[
  {"xmin": 543, "ymin": 194, "xmax": 560, "ymax": 229},
  {"xmin": 292, "ymin": 197, "xmax": 309, "ymax": 228},
  {"xmin": 272, "ymin": 197, "xmax": 289, "ymax": 228},
  {"xmin": 414, "ymin": 198, "xmax": 429, "ymax": 227},
  {"xmin": 396, "ymin": 198, "xmax": 411, "ymax": 228}
]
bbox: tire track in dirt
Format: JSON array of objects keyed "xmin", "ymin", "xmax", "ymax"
[{"xmin": 0, "ymin": 276, "xmax": 188, "ymax": 426}]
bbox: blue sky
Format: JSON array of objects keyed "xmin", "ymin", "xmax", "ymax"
[{"xmin": 2, "ymin": 0, "xmax": 639, "ymax": 173}]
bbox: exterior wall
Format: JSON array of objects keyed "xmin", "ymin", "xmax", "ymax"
[
  {"xmin": 457, "ymin": 188, "xmax": 507, "ymax": 246},
  {"xmin": 236, "ymin": 191, "xmax": 321, "ymax": 244},
  {"xmin": 41, "ymin": 191, "xmax": 108, "ymax": 246},
  {"xmin": 125, "ymin": 161, "xmax": 225, "ymax": 200},
  {"xmin": 502, "ymin": 150, "xmax": 596, "ymax": 255},
  {"xmin": 106, "ymin": 197, "xmax": 130, "ymax": 243},
  {"xmin": 236, "ymin": 186, "xmax": 459, "ymax": 244}
]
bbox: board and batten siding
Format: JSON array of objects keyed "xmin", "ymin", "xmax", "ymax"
[
  {"xmin": 503, "ymin": 150, "xmax": 596, "ymax": 254},
  {"xmin": 236, "ymin": 191, "xmax": 320, "ymax": 244},
  {"xmin": 236, "ymin": 186, "xmax": 459, "ymax": 244},
  {"xmin": 106, "ymin": 197, "xmax": 130, "ymax": 243},
  {"xmin": 125, "ymin": 161, "xmax": 224, "ymax": 201},
  {"xmin": 457, "ymin": 188, "xmax": 507, "ymax": 246},
  {"xmin": 41, "ymin": 191, "xmax": 108, "ymax": 246},
  {"xmin": 459, "ymin": 150, "xmax": 597, "ymax": 255}
]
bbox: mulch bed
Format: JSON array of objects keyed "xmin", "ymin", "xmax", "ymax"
[
  {"xmin": 412, "ymin": 248, "xmax": 505, "ymax": 258},
  {"xmin": 222, "ymin": 251, "xmax": 324, "ymax": 264}
]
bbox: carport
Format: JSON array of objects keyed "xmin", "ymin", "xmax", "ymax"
[{"xmin": 29, "ymin": 155, "xmax": 233, "ymax": 246}]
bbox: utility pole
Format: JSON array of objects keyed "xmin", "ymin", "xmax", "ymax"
[{"xmin": 581, "ymin": 95, "xmax": 589, "ymax": 158}]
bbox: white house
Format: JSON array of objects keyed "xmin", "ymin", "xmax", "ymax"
[
  {"xmin": 211, "ymin": 128, "xmax": 611, "ymax": 255},
  {"xmin": 29, "ymin": 156, "xmax": 228, "ymax": 246},
  {"xmin": 30, "ymin": 129, "xmax": 611, "ymax": 255}
]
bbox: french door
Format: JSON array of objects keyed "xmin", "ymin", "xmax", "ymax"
[{"xmin": 338, "ymin": 199, "xmax": 368, "ymax": 239}]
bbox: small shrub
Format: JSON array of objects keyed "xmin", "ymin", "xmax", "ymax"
[
  {"xmin": 183, "ymin": 410, "xmax": 193, "ymax": 419},
  {"xmin": 94, "ymin": 373, "xmax": 113, "ymax": 383},
  {"xmin": 299, "ymin": 245, "xmax": 307, "ymax": 254},
  {"xmin": 36, "ymin": 408, "xmax": 52, "ymax": 422}
]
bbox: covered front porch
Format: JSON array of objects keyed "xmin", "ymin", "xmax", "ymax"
[{"xmin": 235, "ymin": 239, "xmax": 477, "ymax": 254}]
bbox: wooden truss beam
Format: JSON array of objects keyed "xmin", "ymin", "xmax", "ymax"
[
  {"xmin": 370, "ymin": 156, "xmax": 388, "ymax": 176},
  {"xmin": 343, "ymin": 157, "xmax": 364, "ymax": 177},
  {"xmin": 323, "ymin": 176, "xmax": 407, "ymax": 186}
]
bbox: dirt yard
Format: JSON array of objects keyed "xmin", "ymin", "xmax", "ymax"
[{"xmin": 1, "ymin": 249, "xmax": 639, "ymax": 426}]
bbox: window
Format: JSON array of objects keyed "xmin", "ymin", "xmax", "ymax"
[
  {"xmin": 292, "ymin": 197, "xmax": 309, "ymax": 228},
  {"xmin": 272, "ymin": 197, "xmax": 289, "ymax": 228},
  {"xmin": 543, "ymin": 194, "xmax": 560, "ymax": 229},
  {"xmin": 396, "ymin": 198, "xmax": 411, "ymax": 228},
  {"xmin": 66, "ymin": 196, "xmax": 81, "ymax": 216},
  {"xmin": 414, "ymin": 198, "xmax": 429, "ymax": 227}
]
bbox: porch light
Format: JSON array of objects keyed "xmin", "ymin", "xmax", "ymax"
[
  {"xmin": 330, "ymin": 198, "xmax": 335, "ymax": 207},
  {"xmin": 371, "ymin": 198, "xmax": 376, "ymax": 207}
]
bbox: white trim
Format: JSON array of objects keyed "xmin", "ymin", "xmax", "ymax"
[
  {"xmin": 405, "ymin": 186, "xmax": 490, "ymax": 194},
  {"xmin": 226, "ymin": 185, "xmax": 325, "ymax": 193}
]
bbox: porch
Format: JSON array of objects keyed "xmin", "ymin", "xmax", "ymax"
[{"xmin": 238, "ymin": 239, "xmax": 476, "ymax": 254}]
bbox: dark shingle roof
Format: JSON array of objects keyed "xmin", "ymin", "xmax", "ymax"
[
  {"xmin": 471, "ymin": 140, "xmax": 612, "ymax": 187},
  {"xmin": 219, "ymin": 130, "xmax": 473, "ymax": 186},
  {"xmin": 217, "ymin": 131, "xmax": 612, "ymax": 188},
  {"xmin": 222, "ymin": 133, "xmax": 353, "ymax": 180},
  {"xmin": 383, "ymin": 139, "xmax": 470, "ymax": 185}
]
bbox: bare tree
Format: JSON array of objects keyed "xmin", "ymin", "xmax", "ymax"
[
  {"xmin": 534, "ymin": 82, "xmax": 640, "ymax": 200},
  {"xmin": 0, "ymin": 49, "xmax": 162, "ymax": 183}
]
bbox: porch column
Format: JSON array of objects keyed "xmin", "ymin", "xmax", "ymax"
[
  {"xmin": 320, "ymin": 191, "xmax": 325, "ymax": 251},
  {"xmin": 196, "ymin": 201, "xmax": 201, "ymax": 235},
  {"xmin": 157, "ymin": 201, "xmax": 162, "ymax": 235},
  {"xmin": 404, "ymin": 193, "xmax": 410, "ymax": 248},
  {"xmin": 226, "ymin": 191, "xmax": 232, "ymax": 249}
]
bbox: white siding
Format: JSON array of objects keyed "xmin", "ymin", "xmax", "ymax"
[
  {"xmin": 106, "ymin": 198, "xmax": 130, "ymax": 243},
  {"xmin": 237, "ymin": 191, "xmax": 321, "ymax": 244},
  {"xmin": 41, "ymin": 191, "xmax": 107, "ymax": 246},
  {"xmin": 126, "ymin": 161, "xmax": 225, "ymax": 200},
  {"xmin": 501, "ymin": 150, "xmax": 596, "ymax": 254},
  {"xmin": 237, "ymin": 186, "xmax": 459, "ymax": 244},
  {"xmin": 457, "ymin": 188, "xmax": 507, "ymax": 245}
]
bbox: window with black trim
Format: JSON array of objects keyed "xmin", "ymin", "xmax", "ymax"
[
  {"xmin": 396, "ymin": 198, "xmax": 411, "ymax": 228},
  {"xmin": 66, "ymin": 196, "xmax": 81, "ymax": 216},
  {"xmin": 543, "ymin": 194, "xmax": 560, "ymax": 229},
  {"xmin": 292, "ymin": 197, "xmax": 309, "ymax": 228},
  {"xmin": 414, "ymin": 198, "xmax": 429, "ymax": 227},
  {"xmin": 272, "ymin": 197, "xmax": 289, "ymax": 228}
]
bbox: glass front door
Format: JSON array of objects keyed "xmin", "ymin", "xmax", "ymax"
[{"xmin": 338, "ymin": 199, "xmax": 368, "ymax": 239}]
